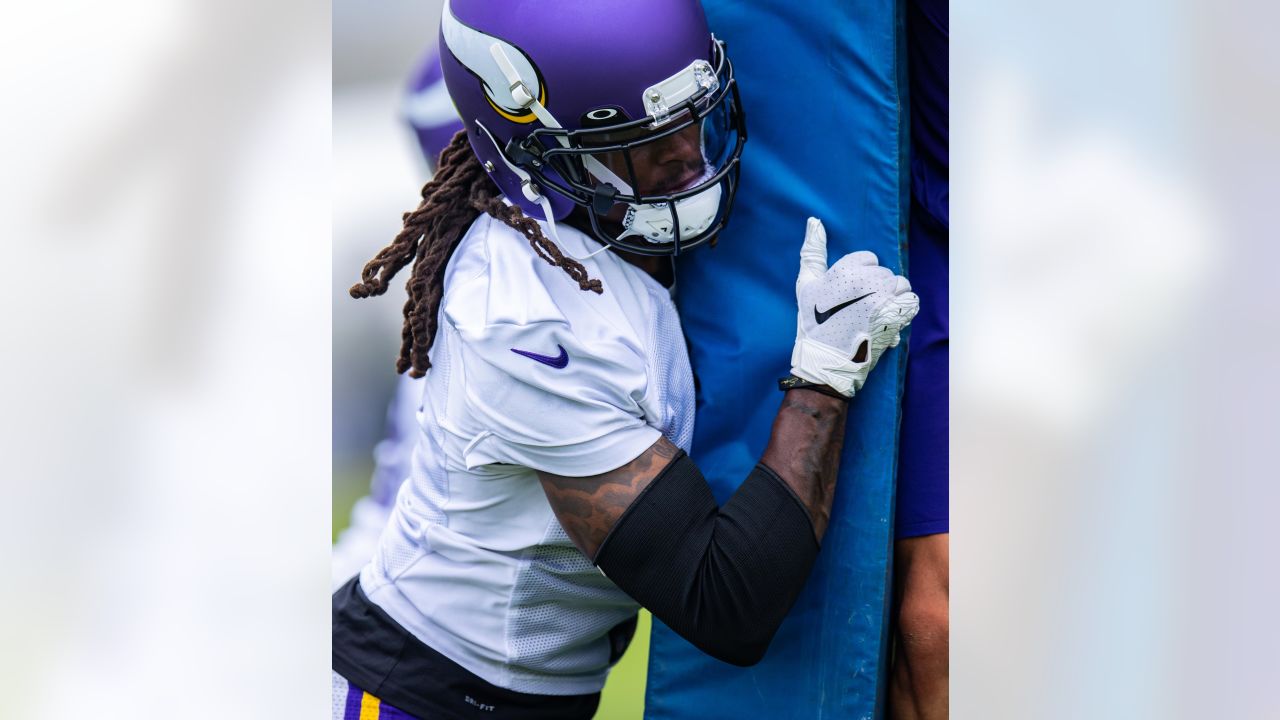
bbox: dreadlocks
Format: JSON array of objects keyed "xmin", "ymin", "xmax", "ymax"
[{"xmin": 349, "ymin": 131, "xmax": 604, "ymax": 378}]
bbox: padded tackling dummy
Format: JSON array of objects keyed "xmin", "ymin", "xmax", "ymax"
[{"xmin": 644, "ymin": 0, "xmax": 909, "ymax": 717}]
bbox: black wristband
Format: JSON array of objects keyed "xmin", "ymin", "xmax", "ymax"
[{"xmin": 778, "ymin": 375, "xmax": 850, "ymax": 402}]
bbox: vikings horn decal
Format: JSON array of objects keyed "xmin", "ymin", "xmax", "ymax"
[{"xmin": 440, "ymin": 0, "xmax": 547, "ymax": 124}]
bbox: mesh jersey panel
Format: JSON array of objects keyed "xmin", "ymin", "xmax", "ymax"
[
  {"xmin": 331, "ymin": 671, "xmax": 349, "ymax": 720},
  {"xmin": 646, "ymin": 279, "xmax": 696, "ymax": 452},
  {"xmin": 506, "ymin": 524, "xmax": 634, "ymax": 673}
]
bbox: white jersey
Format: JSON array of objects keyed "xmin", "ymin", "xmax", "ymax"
[{"xmin": 359, "ymin": 213, "xmax": 695, "ymax": 695}]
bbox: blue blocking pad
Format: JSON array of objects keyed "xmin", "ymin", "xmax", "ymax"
[{"xmin": 645, "ymin": 0, "xmax": 909, "ymax": 717}]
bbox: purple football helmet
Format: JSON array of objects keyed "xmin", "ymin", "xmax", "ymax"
[
  {"xmin": 403, "ymin": 45, "xmax": 466, "ymax": 174},
  {"xmin": 438, "ymin": 0, "xmax": 747, "ymax": 256}
]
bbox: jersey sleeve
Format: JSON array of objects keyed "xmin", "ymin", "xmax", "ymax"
[
  {"xmin": 451, "ymin": 317, "xmax": 660, "ymax": 476},
  {"xmin": 440, "ymin": 217, "xmax": 660, "ymax": 477}
]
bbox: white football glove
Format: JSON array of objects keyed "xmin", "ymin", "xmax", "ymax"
[{"xmin": 791, "ymin": 217, "xmax": 920, "ymax": 398}]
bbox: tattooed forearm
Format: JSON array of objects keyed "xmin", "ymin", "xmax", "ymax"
[
  {"xmin": 537, "ymin": 437, "xmax": 680, "ymax": 558},
  {"xmin": 538, "ymin": 389, "xmax": 844, "ymax": 559},
  {"xmin": 760, "ymin": 388, "xmax": 849, "ymax": 542}
]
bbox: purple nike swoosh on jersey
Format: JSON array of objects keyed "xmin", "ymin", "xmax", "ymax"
[{"xmin": 510, "ymin": 344, "xmax": 569, "ymax": 369}]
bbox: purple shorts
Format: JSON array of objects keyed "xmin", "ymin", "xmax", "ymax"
[
  {"xmin": 333, "ymin": 673, "xmax": 421, "ymax": 720},
  {"xmin": 895, "ymin": 201, "xmax": 949, "ymax": 540}
]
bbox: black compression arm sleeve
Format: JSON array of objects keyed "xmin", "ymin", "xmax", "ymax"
[{"xmin": 592, "ymin": 450, "xmax": 820, "ymax": 667}]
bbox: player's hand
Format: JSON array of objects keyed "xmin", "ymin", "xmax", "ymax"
[{"xmin": 791, "ymin": 217, "xmax": 919, "ymax": 397}]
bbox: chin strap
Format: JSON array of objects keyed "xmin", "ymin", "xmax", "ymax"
[
  {"xmin": 534, "ymin": 195, "xmax": 611, "ymax": 262},
  {"xmin": 485, "ymin": 43, "xmax": 615, "ymax": 263},
  {"xmin": 476, "ymin": 118, "xmax": 609, "ymax": 263}
]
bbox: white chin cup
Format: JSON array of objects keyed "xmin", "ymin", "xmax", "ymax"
[
  {"xmin": 582, "ymin": 155, "xmax": 721, "ymax": 245},
  {"xmin": 619, "ymin": 180, "xmax": 722, "ymax": 244}
]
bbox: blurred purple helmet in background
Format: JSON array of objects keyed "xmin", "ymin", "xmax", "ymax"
[
  {"xmin": 438, "ymin": 0, "xmax": 746, "ymax": 256},
  {"xmin": 402, "ymin": 45, "xmax": 466, "ymax": 174}
]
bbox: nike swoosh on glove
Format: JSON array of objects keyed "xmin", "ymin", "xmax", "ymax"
[{"xmin": 791, "ymin": 217, "xmax": 920, "ymax": 398}]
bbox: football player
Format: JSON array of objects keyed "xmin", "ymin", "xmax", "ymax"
[{"xmin": 332, "ymin": 1, "xmax": 919, "ymax": 718}]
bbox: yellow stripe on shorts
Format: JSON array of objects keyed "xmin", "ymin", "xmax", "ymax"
[{"xmin": 359, "ymin": 691, "xmax": 381, "ymax": 720}]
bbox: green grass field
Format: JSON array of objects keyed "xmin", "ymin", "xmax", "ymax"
[
  {"xmin": 596, "ymin": 610, "xmax": 650, "ymax": 719},
  {"xmin": 333, "ymin": 469, "xmax": 649, "ymax": 719}
]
